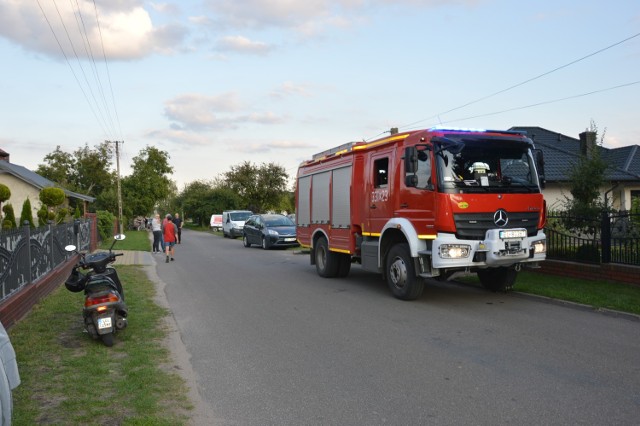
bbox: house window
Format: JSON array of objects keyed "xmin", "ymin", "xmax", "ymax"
[{"xmin": 374, "ymin": 158, "xmax": 389, "ymax": 188}]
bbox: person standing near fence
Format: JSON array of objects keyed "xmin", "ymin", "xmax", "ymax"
[{"xmin": 151, "ymin": 214, "xmax": 163, "ymax": 253}]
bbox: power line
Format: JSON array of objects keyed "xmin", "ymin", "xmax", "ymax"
[
  {"xmin": 405, "ymin": 80, "xmax": 640, "ymax": 130},
  {"xmin": 394, "ymin": 31, "xmax": 640, "ymax": 134},
  {"xmin": 50, "ymin": 0, "xmax": 114, "ymax": 139},
  {"xmin": 92, "ymin": 0, "xmax": 124, "ymax": 140},
  {"xmin": 36, "ymin": 0, "xmax": 109, "ymax": 137},
  {"xmin": 36, "ymin": 0, "xmax": 123, "ymax": 141}
]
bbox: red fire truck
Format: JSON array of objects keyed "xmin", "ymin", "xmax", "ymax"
[{"xmin": 295, "ymin": 127, "xmax": 547, "ymax": 300}]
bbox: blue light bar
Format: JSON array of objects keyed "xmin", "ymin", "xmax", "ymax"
[{"xmin": 428, "ymin": 125, "xmax": 487, "ymax": 132}]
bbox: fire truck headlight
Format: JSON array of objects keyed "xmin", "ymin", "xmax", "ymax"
[
  {"xmin": 439, "ymin": 244, "xmax": 471, "ymax": 259},
  {"xmin": 533, "ymin": 240, "xmax": 546, "ymax": 254}
]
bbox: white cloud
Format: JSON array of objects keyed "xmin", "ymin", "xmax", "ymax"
[
  {"xmin": 232, "ymin": 139, "xmax": 317, "ymax": 153},
  {"xmin": 161, "ymin": 92, "xmax": 287, "ymax": 136},
  {"xmin": 144, "ymin": 128, "xmax": 212, "ymax": 146},
  {"xmin": 270, "ymin": 82, "xmax": 313, "ymax": 99},
  {"xmin": 164, "ymin": 93, "xmax": 245, "ymax": 130},
  {"xmin": 215, "ymin": 35, "xmax": 274, "ymax": 55},
  {"xmin": 0, "ymin": 0, "xmax": 187, "ymax": 60}
]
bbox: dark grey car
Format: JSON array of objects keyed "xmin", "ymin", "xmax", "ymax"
[{"xmin": 243, "ymin": 214, "xmax": 299, "ymax": 250}]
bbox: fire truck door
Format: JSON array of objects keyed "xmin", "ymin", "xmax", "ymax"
[{"xmin": 367, "ymin": 151, "xmax": 394, "ymax": 234}]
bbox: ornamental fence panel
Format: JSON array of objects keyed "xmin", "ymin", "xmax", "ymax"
[
  {"xmin": 0, "ymin": 219, "xmax": 92, "ymax": 304},
  {"xmin": 545, "ymin": 209, "xmax": 640, "ymax": 266}
]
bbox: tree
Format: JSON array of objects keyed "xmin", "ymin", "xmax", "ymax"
[
  {"xmin": 36, "ymin": 143, "xmax": 115, "ymax": 212},
  {"xmin": 20, "ymin": 198, "xmax": 35, "ymax": 228},
  {"xmin": 219, "ymin": 162, "xmax": 289, "ymax": 213},
  {"xmin": 122, "ymin": 146, "xmax": 173, "ymax": 218},
  {"xmin": 176, "ymin": 181, "xmax": 241, "ymax": 226},
  {"xmin": 562, "ymin": 121, "xmax": 608, "ymax": 237},
  {"xmin": 36, "ymin": 146, "xmax": 74, "ymax": 187}
]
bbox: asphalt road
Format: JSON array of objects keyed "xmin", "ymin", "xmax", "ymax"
[{"xmin": 154, "ymin": 229, "xmax": 640, "ymax": 426}]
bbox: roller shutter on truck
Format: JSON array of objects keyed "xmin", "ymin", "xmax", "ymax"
[
  {"xmin": 298, "ymin": 175, "xmax": 311, "ymax": 226},
  {"xmin": 312, "ymin": 171, "xmax": 331, "ymax": 224},
  {"xmin": 331, "ymin": 166, "xmax": 351, "ymax": 229}
]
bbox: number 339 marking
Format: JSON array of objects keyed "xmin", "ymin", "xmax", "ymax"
[{"xmin": 371, "ymin": 189, "xmax": 389, "ymax": 203}]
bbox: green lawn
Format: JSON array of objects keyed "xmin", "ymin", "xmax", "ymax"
[
  {"xmin": 9, "ymin": 266, "xmax": 192, "ymax": 425},
  {"xmin": 458, "ymin": 271, "xmax": 640, "ymax": 315},
  {"xmin": 100, "ymin": 230, "xmax": 152, "ymax": 251}
]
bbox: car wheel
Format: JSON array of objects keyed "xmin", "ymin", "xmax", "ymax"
[
  {"xmin": 262, "ymin": 237, "xmax": 269, "ymax": 250},
  {"xmin": 386, "ymin": 243, "xmax": 423, "ymax": 300},
  {"xmin": 243, "ymin": 235, "xmax": 251, "ymax": 248}
]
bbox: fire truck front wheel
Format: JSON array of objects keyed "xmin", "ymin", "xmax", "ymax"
[
  {"xmin": 315, "ymin": 237, "xmax": 339, "ymax": 278},
  {"xmin": 477, "ymin": 267, "xmax": 517, "ymax": 292},
  {"xmin": 386, "ymin": 243, "xmax": 424, "ymax": 300}
]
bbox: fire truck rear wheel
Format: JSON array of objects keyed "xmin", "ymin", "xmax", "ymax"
[
  {"xmin": 315, "ymin": 237, "xmax": 339, "ymax": 277},
  {"xmin": 337, "ymin": 253, "xmax": 351, "ymax": 277},
  {"xmin": 386, "ymin": 243, "xmax": 423, "ymax": 300},
  {"xmin": 477, "ymin": 267, "xmax": 517, "ymax": 292}
]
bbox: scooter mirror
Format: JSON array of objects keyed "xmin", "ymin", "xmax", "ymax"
[
  {"xmin": 65, "ymin": 245, "xmax": 77, "ymax": 252},
  {"xmin": 114, "ymin": 234, "xmax": 126, "ymax": 241}
]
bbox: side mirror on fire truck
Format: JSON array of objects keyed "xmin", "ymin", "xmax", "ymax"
[
  {"xmin": 533, "ymin": 149, "xmax": 546, "ymax": 189},
  {"xmin": 404, "ymin": 146, "xmax": 418, "ymax": 174}
]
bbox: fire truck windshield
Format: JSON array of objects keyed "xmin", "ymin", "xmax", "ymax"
[{"xmin": 435, "ymin": 138, "xmax": 540, "ymax": 194}]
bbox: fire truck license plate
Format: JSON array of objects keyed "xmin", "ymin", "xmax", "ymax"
[
  {"xmin": 499, "ymin": 229, "xmax": 527, "ymax": 239},
  {"xmin": 97, "ymin": 317, "xmax": 112, "ymax": 330}
]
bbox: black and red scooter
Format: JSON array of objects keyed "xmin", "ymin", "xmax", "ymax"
[{"xmin": 65, "ymin": 235, "xmax": 128, "ymax": 347}]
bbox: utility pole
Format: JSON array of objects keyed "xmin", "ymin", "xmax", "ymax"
[{"xmin": 107, "ymin": 140, "xmax": 124, "ymax": 235}]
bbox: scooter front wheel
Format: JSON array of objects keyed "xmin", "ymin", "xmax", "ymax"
[{"xmin": 101, "ymin": 332, "xmax": 114, "ymax": 347}]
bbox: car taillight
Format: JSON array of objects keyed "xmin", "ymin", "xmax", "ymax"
[{"xmin": 85, "ymin": 293, "xmax": 119, "ymax": 308}]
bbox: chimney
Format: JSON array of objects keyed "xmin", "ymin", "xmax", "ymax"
[
  {"xmin": 579, "ymin": 131, "xmax": 596, "ymax": 157},
  {"xmin": 390, "ymin": 127, "xmax": 399, "ymax": 135},
  {"xmin": 0, "ymin": 149, "xmax": 9, "ymax": 162}
]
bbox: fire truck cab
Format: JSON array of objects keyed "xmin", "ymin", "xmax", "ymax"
[{"xmin": 295, "ymin": 127, "xmax": 547, "ymax": 300}]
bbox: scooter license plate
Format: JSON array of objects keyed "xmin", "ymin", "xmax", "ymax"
[{"xmin": 97, "ymin": 317, "xmax": 112, "ymax": 330}]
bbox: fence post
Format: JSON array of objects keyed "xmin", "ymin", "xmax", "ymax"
[
  {"xmin": 23, "ymin": 221, "xmax": 33, "ymax": 285},
  {"xmin": 601, "ymin": 210, "xmax": 611, "ymax": 264}
]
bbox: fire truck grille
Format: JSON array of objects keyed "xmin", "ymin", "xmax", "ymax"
[{"xmin": 453, "ymin": 212, "xmax": 540, "ymax": 240}]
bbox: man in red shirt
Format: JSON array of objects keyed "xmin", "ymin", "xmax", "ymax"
[{"xmin": 162, "ymin": 214, "xmax": 177, "ymax": 263}]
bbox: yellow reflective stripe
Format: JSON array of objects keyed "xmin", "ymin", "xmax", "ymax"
[
  {"xmin": 330, "ymin": 248, "xmax": 351, "ymax": 254},
  {"xmin": 352, "ymin": 134, "xmax": 409, "ymax": 151},
  {"xmin": 418, "ymin": 235, "xmax": 437, "ymax": 240}
]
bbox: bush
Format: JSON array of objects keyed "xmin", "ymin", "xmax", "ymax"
[
  {"xmin": 96, "ymin": 210, "xmax": 116, "ymax": 241},
  {"xmin": 37, "ymin": 205, "xmax": 48, "ymax": 227},
  {"xmin": 2, "ymin": 203, "xmax": 16, "ymax": 229},
  {"xmin": 0, "ymin": 183, "xmax": 10, "ymax": 203},
  {"xmin": 20, "ymin": 198, "xmax": 35, "ymax": 228}
]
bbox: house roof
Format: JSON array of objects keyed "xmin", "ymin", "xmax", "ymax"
[
  {"xmin": 0, "ymin": 160, "xmax": 95, "ymax": 202},
  {"xmin": 509, "ymin": 126, "xmax": 640, "ymax": 183}
]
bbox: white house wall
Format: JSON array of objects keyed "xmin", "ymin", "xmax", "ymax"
[
  {"xmin": 0, "ymin": 174, "xmax": 41, "ymax": 223},
  {"xmin": 543, "ymin": 183, "xmax": 632, "ymax": 212}
]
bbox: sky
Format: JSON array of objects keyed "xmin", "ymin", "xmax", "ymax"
[{"xmin": 1, "ymin": 0, "xmax": 639, "ymax": 190}]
